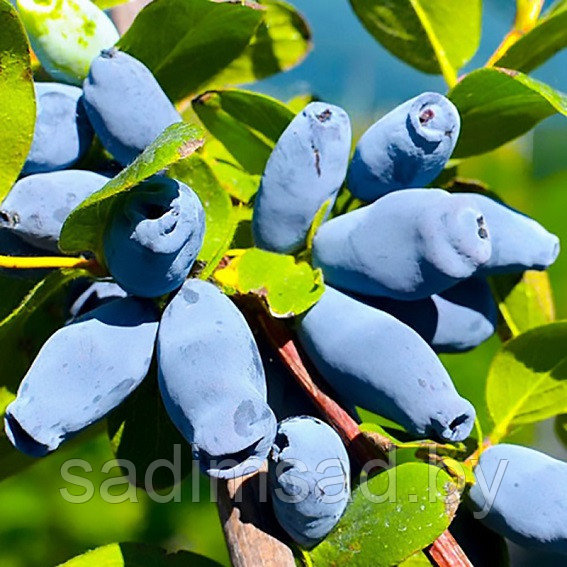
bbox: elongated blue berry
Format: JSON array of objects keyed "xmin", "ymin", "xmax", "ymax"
[
  {"xmin": 4, "ymin": 297, "xmax": 159, "ymax": 457},
  {"xmin": 269, "ymin": 416, "xmax": 350, "ymax": 548},
  {"xmin": 158, "ymin": 279, "xmax": 276, "ymax": 479},
  {"xmin": 465, "ymin": 193, "xmax": 560, "ymax": 274},
  {"xmin": 347, "ymin": 93, "xmax": 460, "ymax": 201},
  {"xmin": 83, "ymin": 49, "xmax": 182, "ymax": 165},
  {"xmin": 23, "ymin": 82, "xmax": 94, "ymax": 175},
  {"xmin": 103, "ymin": 176, "xmax": 205, "ymax": 298},
  {"xmin": 468, "ymin": 444, "xmax": 567, "ymax": 554},
  {"xmin": 297, "ymin": 287, "xmax": 475, "ymax": 442},
  {"xmin": 253, "ymin": 102, "xmax": 352, "ymax": 253},
  {"xmin": 0, "ymin": 170, "xmax": 108, "ymax": 253},
  {"xmin": 312, "ymin": 189, "xmax": 491, "ymax": 300}
]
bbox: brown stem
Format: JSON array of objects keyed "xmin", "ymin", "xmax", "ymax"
[{"xmin": 216, "ymin": 464, "xmax": 296, "ymax": 567}]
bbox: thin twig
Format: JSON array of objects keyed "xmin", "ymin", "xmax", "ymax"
[
  {"xmin": 426, "ymin": 531, "xmax": 474, "ymax": 567},
  {"xmin": 486, "ymin": 0, "xmax": 544, "ymax": 66},
  {"xmin": 0, "ymin": 255, "xmax": 100, "ymax": 271}
]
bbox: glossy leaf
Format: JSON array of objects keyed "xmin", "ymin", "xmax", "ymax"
[
  {"xmin": 0, "ymin": 0, "xmax": 36, "ymax": 201},
  {"xmin": 203, "ymin": 0, "xmax": 312, "ymax": 89},
  {"xmin": 59, "ymin": 122, "xmax": 204, "ymax": 260},
  {"xmin": 348, "ymin": 0, "xmax": 481, "ymax": 84},
  {"xmin": 490, "ymin": 270, "xmax": 555, "ymax": 339},
  {"xmin": 310, "ymin": 463, "xmax": 458, "ymax": 567},
  {"xmin": 494, "ymin": 1, "xmax": 567, "ymax": 73},
  {"xmin": 59, "ymin": 542, "xmax": 222, "ymax": 566},
  {"xmin": 449, "ymin": 68, "xmax": 567, "ymax": 158},
  {"xmin": 192, "ymin": 89, "xmax": 294, "ymax": 174},
  {"xmin": 487, "ymin": 322, "xmax": 567, "ymax": 442},
  {"xmin": 398, "ymin": 552, "xmax": 432, "ymax": 566},
  {"xmin": 214, "ymin": 247, "xmax": 324, "ymax": 317},
  {"xmin": 287, "ymin": 93, "xmax": 315, "ymax": 113},
  {"xmin": 118, "ymin": 0, "xmax": 263, "ymax": 102},
  {"xmin": 168, "ymin": 153, "xmax": 236, "ymax": 274},
  {"xmin": 202, "ymin": 139, "xmax": 261, "ymax": 203}
]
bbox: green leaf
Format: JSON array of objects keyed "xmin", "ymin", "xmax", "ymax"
[
  {"xmin": 59, "ymin": 122, "xmax": 204, "ymax": 259},
  {"xmin": 449, "ymin": 68, "xmax": 567, "ymax": 158},
  {"xmin": 202, "ymin": 139, "xmax": 260, "ymax": 203},
  {"xmin": 201, "ymin": 138, "xmax": 260, "ymax": 200},
  {"xmin": 215, "ymin": 248, "xmax": 324, "ymax": 317},
  {"xmin": 209, "ymin": 161, "xmax": 260, "ymax": 203},
  {"xmin": 487, "ymin": 322, "xmax": 567, "ymax": 442},
  {"xmin": 107, "ymin": 369, "xmax": 192, "ymax": 491},
  {"xmin": 494, "ymin": 0, "xmax": 567, "ymax": 73},
  {"xmin": 310, "ymin": 463, "xmax": 458, "ymax": 567},
  {"xmin": 398, "ymin": 552, "xmax": 432, "ymax": 566},
  {"xmin": 58, "ymin": 542, "xmax": 222, "ymax": 566},
  {"xmin": 348, "ymin": 0, "xmax": 481, "ymax": 85},
  {"xmin": 287, "ymin": 93, "xmax": 315, "ymax": 113},
  {"xmin": 168, "ymin": 153, "xmax": 236, "ymax": 275},
  {"xmin": 118, "ymin": 0, "xmax": 263, "ymax": 102},
  {"xmin": 192, "ymin": 88, "xmax": 294, "ymax": 175},
  {"xmin": 490, "ymin": 270, "xmax": 555, "ymax": 339},
  {"xmin": 0, "ymin": 0, "xmax": 35, "ymax": 201},
  {"xmin": 202, "ymin": 0, "xmax": 311, "ymax": 89},
  {"xmin": 306, "ymin": 199, "xmax": 331, "ymax": 252},
  {"xmin": 0, "ymin": 387, "xmax": 14, "ymax": 415}
]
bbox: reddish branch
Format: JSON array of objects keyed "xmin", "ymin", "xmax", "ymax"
[{"xmin": 426, "ymin": 531, "xmax": 473, "ymax": 567}]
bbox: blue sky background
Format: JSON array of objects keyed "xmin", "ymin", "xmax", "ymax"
[{"xmin": 255, "ymin": 0, "xmax": 567, "ymax": 123}]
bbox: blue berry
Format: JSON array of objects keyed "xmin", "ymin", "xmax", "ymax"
[
  {"xmin": 157, "ymin": 279, "xmax": 277, "ymax": 479},
  {"xmin": 4, "ymin": 297, "xmax": 159, "ymax": 457},
  {"xmin": 253, "ymin": 102, "xmax": 352, "ymax": 253},
  {"xmin": 357, "ymin": 277, "xmax": 497, "ymax": 353},
  {"xmin": 465, "ymin": 193, "xmax": 560, "ymax": 274},
  {"xmin": 103, "ymin": 176, "xmax": 205, "ymax": 298},
  {"xmin": 297, "ymin": 286, "xmax": 475, "ymax": 442},
  {"xmin": 0, "ymin": 170, "xmax": 108, "ymax": 253},
  {"xmin": 312, "ymin": 189, "xmax": 491, "ymax": 300},
  {"xmin": 347, "ymin": 93, "xmax": 460, "ymax": 201},
  {"xmin": 269, "ymin": 416, "xmax": 350, "ymax": 548},
  {"xmin": 468, "ymin": 444, "xmax": 567, "ymax": 554},
  {"xmin": 68, "ymin": 280, "xmax": 128, "ymax": 320},
  {"xmin": 83, "ymin": 49, "xmax": 182, "ymax": 165},
  {"xmin": 22, "ymin": 82, "xmax": 94, "ymax": 176}
]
